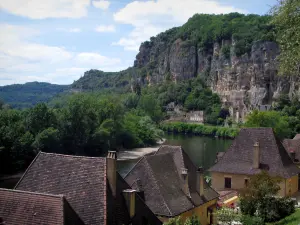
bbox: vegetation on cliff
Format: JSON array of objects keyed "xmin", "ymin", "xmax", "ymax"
[
  {"xmin": 272, "ymin": 0, "xmax": 300, "ymax": 76},
  {"xmin": 244, "ymin": 94, "xmax": 300, "ymax": 139}
]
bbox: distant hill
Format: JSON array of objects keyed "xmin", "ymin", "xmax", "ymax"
[{"xmin": 0, "ymin": 82, "xmax": 69, "ymax": 109}]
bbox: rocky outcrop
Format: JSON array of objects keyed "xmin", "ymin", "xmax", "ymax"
[{"xmin": 134, "ymin": 37, "xmax": 300, "ymax": 122}]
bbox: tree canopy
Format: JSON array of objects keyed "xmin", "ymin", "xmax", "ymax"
[{"xmin": 0, "ymin": 93, "xmax": 163, "ymax": 174}]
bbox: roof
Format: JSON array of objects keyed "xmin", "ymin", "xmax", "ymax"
[
  {"xmin": 209, "ymin": 128, "xmax": 300, "ymax": 178},
  {"xmin": 294, "ymin": 134, "xmax": 300, "ymax": 140},
  {"xmin": 283, "ymin": 138, "xmax": 300, "ymax": 161},
  {"xmin": 14, "ymin": 152, "xmax": 162, "ymax": 225},
  {"xmin": 15, "ymin": 152, "xmax": 107, "ymax": 225},
  {"xmin": 124, "ymin": 145, "xmax": 219, "ymax": 217},
  {"xmin": 0, "ymin": 188, "xmax": 84, "ymax": 225}
]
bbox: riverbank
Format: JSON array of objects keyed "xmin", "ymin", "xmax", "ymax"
[
  {"xmin": 160, "ymin": 122, "xmax": 239, "ymax": 139},
  {"xmin": 117, "ymin": 147, "xmax": 160, "ymax": 160}
]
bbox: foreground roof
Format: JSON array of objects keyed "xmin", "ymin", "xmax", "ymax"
[
  {"xmin": 15, "ymin": 152, "xmax": 107, "ymax": 225},
  {"xmin": 0, "ymin": 188, "xmax": 84, "ymax": 225},
  {"xmin": 14, "ymin": 152, "xmax": 162, "ymax": 225},
  {"xmin": 209, "ymin": 128, "xmax": 300, "ymax": 178},
  {"xmin": 125, "ymin": 145, "xmax": 219, "ymax": 217}
]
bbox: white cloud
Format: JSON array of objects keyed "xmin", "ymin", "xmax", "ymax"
[
  {"xmin": 95, "ymin": 25, "xmax": 116, "ymax": 33},
  {"xmin": 0, "ymin": 24, "xmax": 122, "ymax": 85},
  {"xmin": 92, "ymin": 0, "xmax": 110, "ymax": 10},
  {"xmin": 57, "ymin": 28, "xmax": 82, "ymax": 33},
  {"xmin": 75, "ymin": 52, "xmax": 120, "ymax": 67},
  {"xmin": 0, "ymin": 0, "xmax": 91, "ymax": 19},
  {"xmin": 114, "ymin": 0, "xmax": 246, "ymax": 51}
]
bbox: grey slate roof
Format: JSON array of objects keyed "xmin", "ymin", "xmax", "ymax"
[
  {"xmin": 209, "ymin": 128, "xmax": 300, "ymax": 178},
  {"xmin": 124, "ymin": 145, "xmax": 219, "ymax": 217},
  {"xmin": 0, "ymin": 188, "xmax": 84, "ymax": 225}
]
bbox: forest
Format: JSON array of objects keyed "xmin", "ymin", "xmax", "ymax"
[{"xmin": 0, "ymin": 77, "xmax": 230, "ymax": 174}]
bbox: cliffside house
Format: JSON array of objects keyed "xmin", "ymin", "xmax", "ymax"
[
  {"xmin": 209, "ymin": 128, "xmax": 300, "ymax": 197},
  {"xmin": 0, "ymin": 151, "xmax": 162, "ymax": 225},
  {"xmin": 187, "ymin": 111, "xmax": 204, "ymax": 123},
  {"xmin": 283, "ymin": 134, "xmax": 300, "ymax": 164},
  {"xmin": 124, "ymin": 145, "xmax": 219, "ymax": 225}
]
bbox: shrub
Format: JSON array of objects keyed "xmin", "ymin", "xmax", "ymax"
[
  {"xmin": 240, "ymin": 215, "xmax": 264, "ymax": 225},
  {"xmin": 161, "ymin": 122, "xmax": 239, "ymax": 139}
]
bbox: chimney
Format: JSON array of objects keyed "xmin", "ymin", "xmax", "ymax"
[
  {"xmin": 181, "ymin": 168, "xmax": 190, "ymax": 197},
  {"xmin": 123, "ymin": 189, "xmax": 136, "ymax": 218},
  {"xmin": 197, "ymin": 167, "xmax": 205, "ymax": 197},
  {"xmin": 107, "ymin": 151, "xmax": 117, "ymax": 197},
  {"xmin": 253, "ymin": 141, "xmax": 260, "ymax": 169}
]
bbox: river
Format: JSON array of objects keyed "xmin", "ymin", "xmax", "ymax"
[
  {"xmin": 117, "ymin": 133, "xmax": 232, "ymax": 176},
  {"xmin": 0, "ymin": 134, "xmax": 232, "ymax": 188}
]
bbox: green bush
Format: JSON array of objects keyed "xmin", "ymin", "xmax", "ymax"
[
  {"xmin": 240, "ymin": 215, "xmax": 264, "ymax": 225},
  {"xmin": 161, "ymin": 122, "xmax": 239, "ymax": 138}
]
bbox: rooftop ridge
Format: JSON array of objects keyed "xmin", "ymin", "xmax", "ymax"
[
  {"xmin": 39, "ymin": 151, "xmax": 106, "ymax": 159},
  {"xmin": 0, "ymin": 188, "xmax": 64, "ymax": 199}
]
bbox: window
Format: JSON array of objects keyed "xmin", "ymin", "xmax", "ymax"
[
  {"xmin": 244, "ymin": 179, "xmax": 249, "ymax": 187},
  {"xmin": 225, "ymin": 177, "xmax": 231, "ymax": 188}
]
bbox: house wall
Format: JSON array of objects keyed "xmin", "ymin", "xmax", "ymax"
[
  {"xmin": 278, "ymin": 175, "xmax": 298, "ymax": 196},
  {"xmin": 211, "ymin": 172, "xmax": 250, "ymax": 191},
  {"xmin": 158, "ymin": 199, "xmax": 217, "ymax": 225},
  {"xmin": 211, "ymin": 172, "xmax": 298, "ymax": 197}
]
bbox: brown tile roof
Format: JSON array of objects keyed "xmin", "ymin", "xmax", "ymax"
[
  {"xmin": 0, "ymin": 188, "xmax": 84, "ymax": 225},
  {"xmin": 14, "ymin": 152, "xmax": 161, "ymax": 225},
  {"xmin": 283, "ymin": 138, "xmax": 300, "ymax": 161},
  {"xmin": 209, "ymin": 128, "xmax": 300, "ymax": 178},
  {"xmin": 15, "ymin": 152, "xmax": 107, "ymax": 225},
  {"xmin": 124, "ymin": 145, "xmax": 219, "ymax": 217}
]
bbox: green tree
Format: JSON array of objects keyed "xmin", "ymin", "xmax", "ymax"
[
  {"xmin": 240, "ymin": 171, "xmax": 286, "ymax": 222},
  {"xmin": 33, "ymin": 127, "xmax": 60, "ymax": 152},
  {"xmin": 26, "ymin": 103, "xmax": 57, "ymax": 135},
  {"xmin": 272, "ymin": 0, "xmax": 300, "ymax": 76},
  {"xmin": 245, "ymin": 110, "xmax": 292, "ymax": 139}
]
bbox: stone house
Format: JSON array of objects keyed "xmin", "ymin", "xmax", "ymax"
[
  {"xmin": 283, "ymin": 134, "xmax": 300, "ymax": 164},
  {"xmin": 0, "ymin": 152, "xmax": 162, "ymax": 225},
  {"xmin": 209, "ymin": 128, "xmax": 300, "ymax": 197},
  {"xmin": 187, "ymin": 111, "xmax": 204, "ymax": 123},
  {"xmin": 125, "ymin": 145, "xmax": 219, "ymax": 225}
]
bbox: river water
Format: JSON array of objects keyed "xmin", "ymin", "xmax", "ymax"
[
  {"xmin": 0, "ymin": 134, "xmax": 232, "ymax": 188},
  {"xmin": 117, "ymin": 133, "xmax": 232, "ymax": 177}
]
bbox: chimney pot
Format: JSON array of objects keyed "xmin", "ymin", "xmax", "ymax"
[
  {"xmin": 197, "ymin": 167, "xmax": 205, "ymax": 196},
  {"xmin": 123, "ymin": 189, "xmax": 136, "ymax": 218},
  {"xmin": 107, "ymin": 151, "xmax": 117, "ymax": 197},
  {"xmin": 181, "ymin": 168, "xmax": 190, "ymax": 197},
  {"xmin": 253, "ymin": 141, "xmax": 260, "ymax": 169}
]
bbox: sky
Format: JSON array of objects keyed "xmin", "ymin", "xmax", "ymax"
[{"xmin": 0, "ymin": 0, "xmax": 277, "ymax": 86}]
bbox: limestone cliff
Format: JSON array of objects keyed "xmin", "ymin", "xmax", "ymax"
[{"xmin": 134, "ymin": 38, "xmax": 300, "ymax": 122}]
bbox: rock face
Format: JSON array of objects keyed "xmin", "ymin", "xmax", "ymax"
[{"xmin": 134, "ymin": 37, "xmax": 300, "ymax": 122}]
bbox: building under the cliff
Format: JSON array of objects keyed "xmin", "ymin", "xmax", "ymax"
[{"xmin": 209, "ymin": 128, "xmax": 300, "ymax": 197}]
